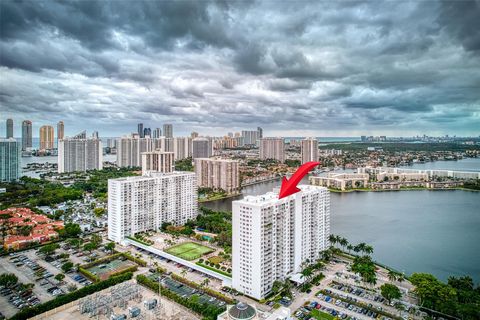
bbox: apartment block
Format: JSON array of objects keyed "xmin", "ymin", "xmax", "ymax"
[
  {"xmin": 58, "ymin": 132, "xmax": 103, "ymax": 173},
  {"xmin": 39, "ymin": 125, "xmax": 54, "ymax": 150},
  {"xmin": 173, "ymin": 137, "xmax": 192, "ymax": 160},
  {"xmin": 301, "ymin": 137, "xmax": 318, "ymax": 164},
  {"xmin": 116, "ymin": 134, "xmax": 166, "ymax": 167},
  {"xmin": 0, "ymin": 138, "xmax": 20, "ymax": 182},
  {"xmin": 194, "ymin": 158, "xmax": 240, "ymax": 193},
  {"xmin": 107, "ymin": 171, "xmax": 197, "ymax": 244},
  {"xmin": 141, "ymin": 151, "xmax": 174, "ymax": 174},
  {"xmin": 259, "ymin": 137, "xmax": 285, "ymax": 163},
  {"xmin": 232, "ymin": 185, "xmax": 330, "ymax": 299}
]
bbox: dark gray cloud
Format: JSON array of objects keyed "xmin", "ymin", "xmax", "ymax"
[{"xmin": 0, "ymin": 0, "xmax": 479, "ymax": 137}]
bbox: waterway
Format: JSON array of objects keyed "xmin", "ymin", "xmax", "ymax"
[{"xmin": 203, "ymin": 158, "xmax": 480, "ymax": 283}]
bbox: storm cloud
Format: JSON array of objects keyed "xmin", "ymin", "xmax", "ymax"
[{"xmin": 1, "ymin": 0, "xmax": 479, "ymax": 137}]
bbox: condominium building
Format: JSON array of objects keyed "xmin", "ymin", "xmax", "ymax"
[
  {"xmin": 141, "ymin": 151, "xmax": 174, "ymax": 174},
  {"xmin": 173, "ymin": 137, "xmax": 192, "ymax": 160},
  {"xmin": 21, "ymin": 120, "xmax": 32, "ymax": 151},
  {"xmin": 310, "ymin": 173, "xmax": 369, "ymax": 191},
  {"xmin": 107, "ymin": 171, "xmax": 197, "ymax": 244},
  {"xmin": 0, "ymin": 138, "xmax": 20, "ymax": 182},
  {"xmin": 137, "ymin": 123, "xmax": 144, "ymax": 138},
  {"xmin": 57, "ymin": 121, "xmax": 64, "ymax": 142},
  {"xmin": 116, "ymin": 134, "xmax": 165, "ymax": 167},
  {"xmin": 259, "ymin": 137, "xmax": 285, "ymax": 162},
  {"xmin": 242, "ymin": 129, "xmax": 260, "ymax": 146},
  {"xmin": 163, "ymin": 124, "xmax": 173, "ymax": 138},
  {"xmin": 194, "ymin": 158, "xmax": 240, "ymax": 193},
  {"xmin": 152, "ymin": 128, "xmax": 162, "ymax": 138},
  {"xmin": 232, "ymin": 185, "xmax": 330, "ymax": 299},
  {"xmin": 301, "ymin": 137, "xmax": 318, "ymax": 163},
  {"xmin": 192, "ymin": 137, "xmax": 212, "ymax": 159},
  {"xmin": 6, "ymin": 119, "xmax": 13, "ymax": 138},
  {"xmin": 58, "ymin": 131, "xmax": 103, "ymax": 173},
  {"xmin": 39, "ymin": 125, "xmax": 54, "ymax": 150}
]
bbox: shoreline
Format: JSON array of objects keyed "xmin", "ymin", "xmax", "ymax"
[
  {"xmin": 327, "ymin": 187, "xmax": 480, "ymax": 193},
  {"xmin": 198, "ymin": 192, "xmax": 242, "ymax": 203}
]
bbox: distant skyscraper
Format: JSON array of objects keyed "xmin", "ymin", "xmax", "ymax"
[
  {"xmin": 259, "ymin": 137, "xmax": 285, "ymax": 162},
  {"xmin": 58, "ymin": 131, "xmax": 103, "ymax": 173},
  {"xmin": 143, "ymin": 127, "xmax": 151, "ymax": 137},
  {"xmin": 116, "ymin": 135, "xmax": 167, "ymax": 167},
  {"xmin": 173, "ymin": 137, "xmax": 192, "ymax": 160},
  {"xmin": 141, "ymin": 151, "xmax": 174, "ymax": 175},
  {"xmin": 191, "ymin": 131, "xmax": 199, "ymax": 139},
  {"xmin": 242, "ymin": 130, "xmax": 260, "ymax": 146},
  {"xmin": 192, "ymin": 137, "xmax": 211, "ymax": 159},
  {"xmin": 0, "ymin": 138, "xmax": 20, "ymax": 182},
  {"xmin": 301, "ymin": 137, "xmax": 318, "ymax": 164},
  {"xmin": 6, "ymin": 119, "xmax": 13, "ymax": 138},
  {"xmin": 138, "ymin": 123, "xmax": 144, "ymax": 138},
  {"xmin": 92, "ymin": 131, "xmax": 99, "ymax": 139},
  {"xmin": 21, "ymin": 120, "xmax": 32, "ymax": 151},
  {"xmin": 153, "ymin": 128, "xmax": 162, "ymax": 138},
  {"xmin": 57, "ymin": 121, "xmax": 64, "ymax": 142},
  {"xmin": 39, "ymin": 125, "xmax": 54, "ymax": 150},
  {"xmin": 163, "ymin": 124, "xmax": 173, "ymax": 138},
  {"xmin": 232, "ymin": 185, "xmax": 330, "ymax": 299},
  {"xmin": 257, "ymin": 127, "xmax": 263, "ymax": 139},
  {"xmin": 194, "ymin": 158, "xmax": 240, "ymax": 194}
]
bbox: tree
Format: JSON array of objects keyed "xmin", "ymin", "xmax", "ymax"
[
  {"xmin": 388, "ymin": 270, "xmax": 397, "ymax": 282},
  {"xmin": 301, "ymin": 267, "xmax": 314, "ymax": 282},
  {"xmin": 271, "ymin": 280, "xmax": 283, "ymax": 296},
  {"xmin": 68, "ymin": 238, "xmax": 82, "ymax": 249},
  {"xmin": 54, "ymin": 273, "xmax": 65, "ymax": 282},
  {"xmin": 380, "ymin": 283, "xmax": 401, "ymax": 303},
  {"xmin": 339, "ymin": 237, "xmax": 348, "ymax": 250},
  {"xmin": 83, "ymin": 242, "xmax": 97, "ymax": 254},
  {"xmin": 39, "ymin": 243, "xmax": 60, "ymax": 256},
  {"xmin": 282, "ymin": 278, "xmax": 293, "ymax": 299},
  {"xmin": 93, "ymin": 207, "xmax": 106, "ymax": 218},
  {"xmin": 328, "ymin": 234, "xmax": 337, "ymax": 246},
  {"xmin": 200, "ymin": 278, "xmax": 210, "ymax": 290},
  {"xmin": 0, "ymin": 273, "xmax": 18, "ymax": 287},
  {"xmin": 91, "ymin": 234, "xmax": 102, "ymax": 246},
  {"xmin": 61, "ymin": 261, "xmax": 74, "ymax": 273},
  {"xmin": 105, "ymin": 242, "xmax": 115, "ymax": 253},
  {"xmin": 63, "ymin": 223, "xmax": 82, "ymax": 238},
  {"xmin": 181, "ymin": 269, "xmax": 187, "ymax": 279}
]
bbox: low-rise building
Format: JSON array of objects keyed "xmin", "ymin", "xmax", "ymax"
[
  {"xmin": 0, "ymin": 207, "xmax": 64, "ymax": 250},
  {"xmin": 310, "ymin": 173, "xmax": 369, "ymax": 191}
]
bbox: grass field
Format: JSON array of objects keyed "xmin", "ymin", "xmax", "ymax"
[{"xmin": 164, "ymin": 242, "xmax": 214, "ymax": 261}]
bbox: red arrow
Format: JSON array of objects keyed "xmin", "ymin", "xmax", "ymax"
[{"xmin": 278, "ymin": 161, "xmax": 320, "ymax": 199}]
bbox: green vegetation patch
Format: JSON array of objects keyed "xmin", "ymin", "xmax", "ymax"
[
  {"xmin": 310, "ymin": 309, "xmax": 335, "ymax": 320},
  {"xmin": 164, "ymin": 241, "xmax": 214, "ymax": 260},
  {"xmin": 208, "ymin": 256, "xmax": 224, "ymax": 264}
]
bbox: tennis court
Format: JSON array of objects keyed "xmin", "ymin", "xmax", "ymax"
[
  {"xmin": 164, "ymin": 242, "xmax": 214, "ymax": 261},
  {"xmin": 87, "ymin": 258, "xmax": 136, "ymax": 280}
]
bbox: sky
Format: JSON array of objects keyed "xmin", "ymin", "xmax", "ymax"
[{"xmin": 1, "ymin": 0, "xmax": 479, "ymax": 138}]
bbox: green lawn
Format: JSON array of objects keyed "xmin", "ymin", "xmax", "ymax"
[
  {"xmin": 310, "ymin": 309, "xmax": 335, "ymax": 320},
  {"xmin": 164, "ymin": 242, "xmax": 214, "ymax": 261}
]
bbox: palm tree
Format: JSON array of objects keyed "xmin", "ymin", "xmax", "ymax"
[
  {"xmin": 181, "ymin": 269, "xmax": 187, "ymax": 279},
  {"xmin": 328, "ymin": 234, "xmax": 337, "ymax": 246},
  {"xmin": 347, "ymin": 244, "xmax": 354, "ymax": 254},
  {"xmin": 283, "ymin": 278, "xmax": 293, "ymax": 299},
  {"xmin": 364, "ymin": 245, "xmax": 374, "ymax": 256},
  {"xmin": 301, "ymin": 267, "xmax": 314, "ymax": 283},
  {"xmin": 388, "ymin": 270, "xmax": 397, "ymax": 282},
  {"xmin": 200, "ymin": 278, "xmax": 210, "ymax": 291},
  {"xmin": 339, "ymin": 237, "xmax": 348, "ymax": 251}
]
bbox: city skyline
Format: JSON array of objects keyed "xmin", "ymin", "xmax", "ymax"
[{"xmin": 1, "ymin": 1, "xmax": 479, "ymax": 137}]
